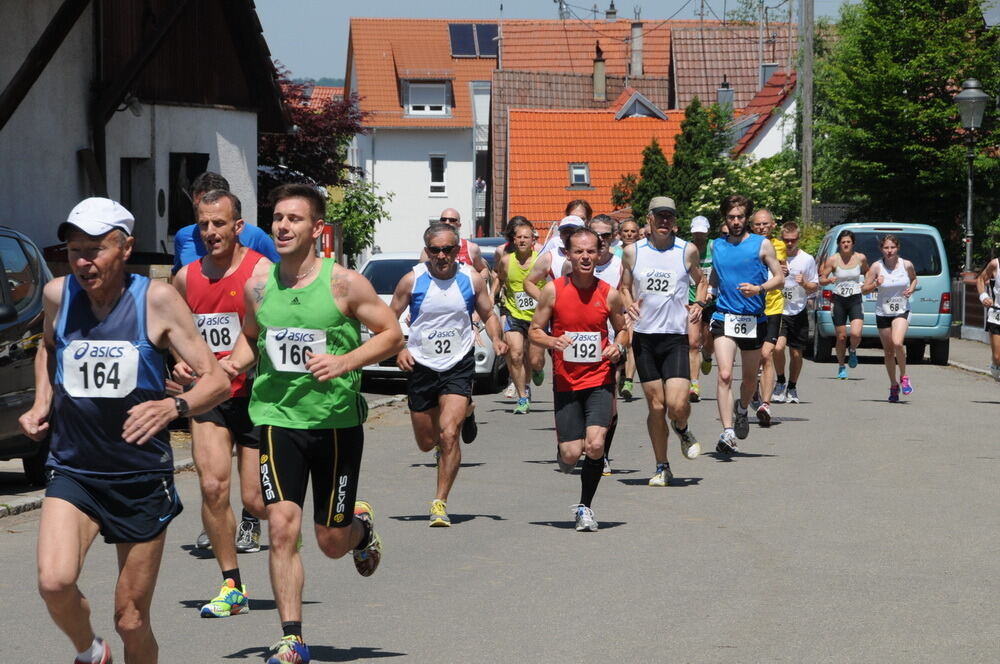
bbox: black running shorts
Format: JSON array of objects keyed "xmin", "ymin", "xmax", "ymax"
[
  {"xmin": 260, "ymin": 425, "xmax": 364, "ymax": 528},
  {"xmin": 45, "ymin": 468, "xmax": 183, "ymax": 543},
  {"xmin": 553, "ymin": 384, "xmax": 614, "ymax": 442},
  {"xmin": 632, "ymin": 332, "xmax": 690, "ymax": 383},
  {"xmin": 192, "ymin": 397, "xmax": 260, "ymax": 448},
  {"xmin": 407, "ymin": 351, "xmax": 475, "ymax": 413},
  {"xmin": 710, "ymin": 315, "xmax": 767, "ymax": 351},
  {"xmin": 779, "ymin": 310, "xmax": 810, "ymax": 350},
  {"xmin": 875, "ymin": 311, "xmax": 910, "ymax": 329},
  {"xmin": 763, "ymin": 314, "xmax": 782, "ymax": 345},
  {"xmin": 832, "ymin": 294, "xmax": 864, "ymax": 326}
]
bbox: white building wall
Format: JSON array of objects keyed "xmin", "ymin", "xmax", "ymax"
[
  {"xmin": 360, "ymin": 128, "xmax": 474, "ymax": 255},
  {"xmin": 749, "ymin": 98, "xmax": 797, "ymax": 160}
]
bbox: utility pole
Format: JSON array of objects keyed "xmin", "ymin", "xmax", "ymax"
[
  {"xmin": 758, "ymin": 0, "xmax": 765, "ymax": 88},
  {"xmin": 800, "ymin": 0, "xmax": 814, "ymax": 225}
]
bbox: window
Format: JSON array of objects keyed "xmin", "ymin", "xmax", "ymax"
[
  {"xmin": 168, "ymin": 152, "xmax": 209, "ymax": 235},
  {"xmin": 0, "ymin": 236, "xmax": 39, "ymax": 312},
  {"xmin": 408, "ymin": 83, "xmax": 448, "ymax": 115},
  {"xmin": 569, "ymin": 163, "xmax": 590, "ymax": 187},
  {"xmin": 429, "ymin": 155, "xmax": 447, "ymax": 195}
]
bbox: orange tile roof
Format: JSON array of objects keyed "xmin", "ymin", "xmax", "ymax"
[
  {"xmin": 732, "ymin": 71, "xmax": 796, "ymax": 154},
  {"xmin": 507, "ymin": 109, "xmax": 685, "ymax": 224},
  {"xmin": 307, "ymin": 86, "xmax": 343, "ymax": 109},
  {"xmin": 346, "ymin": 18, "xmax": 498, "ymax": 128},
  {"xmin": 610, "ymin": 86, "xmax": 639, "ymax": 113}
]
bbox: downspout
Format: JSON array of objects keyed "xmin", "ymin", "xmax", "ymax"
[
  {"xmin": 370, "ymin": 127, "xmax": 376, "ymax": 181},
  {"xmin": 92, "ymin": 0, "xmax": 105, "ymax": 189}
]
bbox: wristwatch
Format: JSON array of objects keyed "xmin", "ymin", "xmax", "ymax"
[
  {"xmin": 173, "ymin": 396, "xmax": 190, "ymax": 417},
  {"xmin": 615, "ymin": 342, "xmax": 627, "ymax": 356}
]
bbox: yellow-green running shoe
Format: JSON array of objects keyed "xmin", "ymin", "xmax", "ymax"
[
  {"xmin": 532, "ymin": 369, "xmax": 545, "ymax": 386},
  {"xmin": 267, "ymin": 635, "xmax": 310, "ymax": 664},
  {"xmin": 200, "ymin": 579, "xmax": 249, "ymax": 618},
  {"xmin": 429, "ymin": 498, "xmax": 451, "ymax": 527},
  {"xmin": 701, "ymin": 356, "xmax": 713, "ymax": 375},
  {"xmin": 352, "ymin": 501, "xmax": 382, "ymax": 577}
]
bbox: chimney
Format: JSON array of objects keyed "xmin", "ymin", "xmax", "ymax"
[
  {"xmin": 593, "ymin": 41, "xmax": 606, "ymax": 101},
  {"xmin": 717, "ymin": 76, "xmax": 734, "ymax": 107},
  {"xmin": 605, "ymin": 0, "xmax": 617, "ymax": 20},
  {"xmin": 630, "ymin": 21, "xmax": 643, "ymax": 77}
]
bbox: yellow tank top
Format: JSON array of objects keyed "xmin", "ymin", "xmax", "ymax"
[
  {"xmin": 765, "ymin": 237, "xmax": 787, "ymax": 316},
  {"xmin": 504, "ymin": 250, "xmax": 543, "ymax": 321}
]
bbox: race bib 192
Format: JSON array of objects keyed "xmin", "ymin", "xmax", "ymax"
[
  {"xmin": 641, "ymin": 269, "xmax": 677, "ymax": 295},
  {"xmin": 62, "ymin": 340, "xmax": 139, "ymax": 398},
  {"xmin": 835, "ymin": 281, "xmax": 861, "ymax": 297},
  {"xmin": 421, "ymin": 328, "xmax": 460, "ymax": 357},
  {"xmin": 563, "ymin": 331, "xmax": 601, "ymax": 363},
  {"xmin": 514, "ymin": 291, "xmax": 536, "ymax": 311},
  {"xmin": 193, "ymin": 312, "xmax": 240, "ymax": 353},
  {"xmin": 724, "ymin": 313, "xmax": 757, "ymax": 339},
  {"xmin": 881, "ymin": 296, "xmax": 907, "ymax": 315},
  {"xmin": 265, "ymin": 327, "xmax": 326, "ymax": 373}
]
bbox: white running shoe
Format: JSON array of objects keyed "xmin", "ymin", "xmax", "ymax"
[
  {"xmin": 671, "ymin": 421, "xmax": 701, "ymax": 460},
  {"xmin": 772, "ymin": 383, "xmax": 786, "ymax": 403},
  {"xmin": 503, "ymin": 381, "xmax": 516, "ymax": 399},
  {"xmin": 572, "ymin": 504, "xmax": 598, "ymax": 532},
  {"xmin": 786, "ymin": 387, "xmax": 800, "ymax": 404},
  {"xmin": 648, "ymin": 464, "xmax": 673, "ymax": 486}
]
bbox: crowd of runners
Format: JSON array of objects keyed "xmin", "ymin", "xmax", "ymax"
[{"xmin": 18, "ymin": 176, "xmax": 944, "ymax": 664}]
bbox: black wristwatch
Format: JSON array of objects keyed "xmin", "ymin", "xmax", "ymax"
[
  {"xmin": 173, "ymin": 396, "xmax": 190, "ymax": 417},
  {"xmin": 694, "ymin": 300, "xmax": 707, "ymax": 308}
]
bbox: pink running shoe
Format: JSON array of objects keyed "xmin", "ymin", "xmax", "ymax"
[{"xmin": 900, "ymin": 375, "xmax": 913, "ymax": 396}]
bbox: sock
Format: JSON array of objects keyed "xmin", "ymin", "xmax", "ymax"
[
  {"xmin": 76, "ymin": 637, "xmax": 104, "ymax": 663},
  {"xmin": 787, "ymin": 381, "xmax": 797, "ymax": 390},
  {"xmin": 580, "ymin": 456, "xmax": 603, "ymax": 507},
  {"xmin": 656, "ymin": 461, "xmax": 671, "ymax": 472},
  {"xmin": 222, "ymin": 568, "xmax": 242, "ymax": 589},
  {"xmin": 604, "ymin": 413, "xmax": 618, "ymax": 457},
  {"xmin": 777, "ymin": 374, "xmax": 786, "ymax": 385},
  {"xmin": 736, "ymin": 402, "xmax": 747, "ymax": 414},
  {"xmin": 724, "ymin": 427, "xmax": 735, "ymax": 437},
  {"xmin": 353, "ymin": 517, "xmax": 373, "ymax": 551},
  {"xmin": 241, "ymin": 508, "xmax": 259, "ymax": 524},
  {"xmin": 282, "ymin": 621, "xmax": 303, "ymax": 639}
]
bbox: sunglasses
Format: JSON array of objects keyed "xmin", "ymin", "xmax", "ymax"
[
  {"xmin": 597, "ymin": 232, "xmax": 614, "ymax": 239},
  {"xmin": 439, "ymin": 217, "xmax": 459, "ymax": 223},
  {"xmin": 426, "ymin": 245, "xmax": 457, "ymax": 255}
]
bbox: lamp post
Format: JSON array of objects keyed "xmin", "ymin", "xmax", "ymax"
[{"xmin": 954, "ymin": 78, "xmax": 989, "ymax": 271}]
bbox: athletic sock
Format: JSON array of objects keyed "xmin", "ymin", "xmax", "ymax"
[
  {"xmin": 76, "ymin": 637, "xmax": 104, "ymax": 663},
  {"xmin": 787, "ymin": 381, "xmax": 797, "ymax": 390},
  {"xmin": 222, "ymin": 568, "xmax": 242, "ymax": 589},
  {"xmin": 241, "ymin": 508, "xmax": 259, "ymax": 524},
  {"xmin": 282, "ymin": 621, "xmax": 303, "ymax": 639},
  {"xmin": 724, "ymin": 427, "xmax": 735, "ymax": 437},
  {"xmin": 580, "ymin": 456, "xmax": 603, "ymax": 507},
  {"xmin": 604, "ymin": 413, "xmax": 618, "ymax": 457},
  {"xmin": 777, "ymin": 374, "xmax": 786, "ymax": 385}
]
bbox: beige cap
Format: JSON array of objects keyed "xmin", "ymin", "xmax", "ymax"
[{"xmin": 648, "ymin": 196, "xmax": 676, "ymax": 215}]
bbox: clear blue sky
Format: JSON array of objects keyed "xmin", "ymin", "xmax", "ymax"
[{"xmin": 255, "ymin": 0, "xmax": 854, "ymax": 81}]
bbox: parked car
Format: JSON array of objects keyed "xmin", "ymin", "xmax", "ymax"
[
  {"xmin": 808, "ymin": 223, "xmax": 952, "ymax": 365},
  {"xmin": 0, "ymin": 227, "xmax": 53, "ymax": 484},
  {"xmin": 474, "ymin": 236, "xmax": 507, "ymax": 271},
  {"xmin": 358, "ymin": 252, "xmax": 508, "ymax": 391}
]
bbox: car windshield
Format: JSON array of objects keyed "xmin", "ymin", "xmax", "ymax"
[
  {"xmin": 361, "ymin": 259, "xmax": 418, "ymax": 294},
  {"xmin": 846, "ymin": 232, "xmax": 942, "ymax": 277}
]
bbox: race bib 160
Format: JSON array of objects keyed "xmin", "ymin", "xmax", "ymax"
[{"xmin": 265, "ymin": 327, "xmax": 326, "ymax": 373}]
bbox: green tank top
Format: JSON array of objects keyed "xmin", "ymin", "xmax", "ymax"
[
  {"xmin": 504, "ymin": 250, "xmax": 544, "ymax": 321},
  {"xmin": 689, "ymin": 242, "xmax": 713, "ymax": 303},
  {"xmin": 249, "ymin": 259, "xmax": 367, "ymax": 429}
]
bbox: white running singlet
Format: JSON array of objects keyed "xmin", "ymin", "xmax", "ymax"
[
  {"xmin": 630, "ymin": 237, "xmax": 691, "ymax": 335},
  {"xmin": 407, "ymin": 263, "xmax": 476, "ymax": 371}
]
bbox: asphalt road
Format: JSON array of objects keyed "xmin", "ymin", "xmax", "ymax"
[{"xmin": 1, "ymin": 349, "xmax": 998, "ymax": 663}]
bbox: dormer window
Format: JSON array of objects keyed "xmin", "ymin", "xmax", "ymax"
[
  {"xmin": 569, "ymin": 163, "xmax": 591, "ymax": 187},
  {"xmin": 408, "ymin": 82, "xmax": 449, "ymax": 115}
]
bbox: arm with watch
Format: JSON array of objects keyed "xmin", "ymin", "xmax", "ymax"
[{"xmin": 737, "ymin": 238, "xmax": 784, "ymax": 297}]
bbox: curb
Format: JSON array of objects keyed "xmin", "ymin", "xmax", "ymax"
[
  {"xmin": 948, "ymin": 360, "xmax": 992, "ymax": 378},
  {"xmin": 0, "ymin": 395, "xmax": 406, "ymax": 520}
]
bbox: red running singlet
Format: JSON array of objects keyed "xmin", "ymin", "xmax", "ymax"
[
  {"xmin": 457, "ymin": 239, "xmax": 473, "ymax": 266},
  {"xmin": 550, "ymin": 275, "xmax": 612, "ymax": 392}
]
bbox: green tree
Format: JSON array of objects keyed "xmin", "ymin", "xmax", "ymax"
[
  {"xmin": 814, "ymin": 0, "xmax": 1000, "ymax": 269},
  {"xmin": 611, "ymin": 173, "xmax": 638, "ymax": 210},
  {"xmin": 326, "ymin": 179, "xmax": 393, "ymax": 268},
  {"xmin": 669, "ymin": 97, "xmax": 732, "ymax": 225},
  {"xmin": 631, "ymin": 138, "xmax": 672, "ymax": 225}
]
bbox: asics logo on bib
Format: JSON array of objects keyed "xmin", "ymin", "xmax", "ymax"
[
  {"xmin": 335, "ymin": 474, "xmax": 348, "ymax": 515},
  {"xmin": 260, "ymin": 461, "xmax": 276, "ymax": 501},
  {"xmin": 426, "ymin": 329, "xmax": 458, "ymax": 340},
  {"xmin": 196, "ymin": 314, "xmax": 234, "ymax": 328},
  {"xmin": 274, "ymin": 328, "xmax": 318, "ymax": 343},
  {"xmin": 72, "ymin": 342, "xmax": 127, "ymax": 360}
]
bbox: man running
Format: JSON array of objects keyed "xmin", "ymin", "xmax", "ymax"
[
  {"xmin": 172, "ymin": 189, "xmax": 270, "ymax": 618},
  {"xmin": 773, "ymin": 222, "xmax": 819, "ymax": 404},
  {"xmin": 20, "ymin": 197, "xmax": 229, "ymax": 664},
  {"xmin": 749, "ymin": 209, "xmax": 787, "ymax": 426},
  {"xmin": 687, "ymin": 215, "xmax": 715, "ymax": 403},
  {"xmin": 530, "ymin": 227, "xmax": 627, "ymax": 531},
  {"xmin": 222, "ymin": 184, "xmax": 403, "ymax": 664},
  {"xmin": 621, "ymin": 197, "xmax": 704, "ymax": 486},
  {"xmin": 390, "ymin": 223, "xmax": 506, "ymax": 527},
  {"xmin": 709, "ymin": 195, "xmax": 784, "ymax": 453}
]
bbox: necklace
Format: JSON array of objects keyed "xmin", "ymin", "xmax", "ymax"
[{"xmin": 295, "ymin": 261, "xmax": 318, "ymax": 280}]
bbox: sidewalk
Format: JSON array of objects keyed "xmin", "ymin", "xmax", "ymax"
[{"xmin": 0, "ymin": 393, "xmax": 405, "ymax": 519}]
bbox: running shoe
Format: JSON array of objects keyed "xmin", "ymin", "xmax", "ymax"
[
  {"xmin": 513, "ymin": 397, "xmax": 530, "ymax": 415},
  {"xmin": 532, "ymin": 369, "xmax": 545, "ymax": 386},
  {"xmin": 648, "ymin": 463, "xmax": 673, "ymax": 487},
  {"xmin": 235, "ymin": 519, "xmax": 261, "ymax": 554},
  {"xmin": 701, "ymin": 356, "xmax": 713, "ymax": 375},
  {"xmin": 556, "ymin": 447, "xmax": 575, "ymax": 474},
  {"xmin": 689, "ymin": 381, "xmax": 701, "ymax": 403},
  {"xmin": 837, "ymin": 365, "xmax": 848, "ymax": 380},
  {"xmin": 888, "ymin": 385, "xmax": 900, "ymax": 403},
  {"xmin": 73, "ymin": 637, "xmax": 111, "ymax": 664},
  {"xmin": 991, "ymin": 363, "xmax": 1000, "ymax": 382},
  {"xmin": 267, "ymin": 635, "xmax": 310, "ymax": 664},
  {"xmin": 620, "ymin": 379, "xmax": 633, "ymax": 400},
  {"xmin": 461, "ymin": 412, "xmax": 478, "ymax": 444},
  {"xmin": 900, "ymin": 375, "xmax": 913, "ymax": 396},
  {"xmin": 503, "ymin": 381, "xmax": 516, "ymax": 400},
  {"xmin": 848, "ymin": 348, "xmax": 859, "ymax": 368},
  {"xmin": 429, "ymin": 499, "xmax": 451, "ymax": 527},
  {"xmin": 195, "ymin": 530, "xmax": 212, "ymax": 551},
  {"xmin": 716, "ymin": 430, "xmax": 739, "ymax": 454},
  {"xmin": 756, "ymin": 402, "xmax": 772, "ymax": 428},
  {"xmin": 785, "ymin": 387, "xmax": 800, "ymax": 404},
  {"xmin": 672, "ymin": 421, "xmax": 700, "ymax": 460},
  {"xmin": 750, "ymin": 388, "xmax": 762, "ymax": 412},
  {"xmin": 772, "ymin": 382, "xmax": 786, "ymax": 403},
  {"xmin": 572, "ymin": 504, "xmax": 598, "ymax": 532},
  {"xmin": 352, "ymin": 501, "xmax": 382, "ymax": 576},
  {"xmin": 602, "ymin": 456, "xmax": 612, "ymax": 476},
  {"xmin": 733, "ymin": 401, "xmax": 750, "ymax": 440},
  {"xmin": 200, "ymin": 579, "xmax": 249, "ymax": 618}
]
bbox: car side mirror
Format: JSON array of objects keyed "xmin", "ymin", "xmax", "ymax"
[{"xmin": 0, "ymin": 303, "xmax": 16, "ymax": 324}]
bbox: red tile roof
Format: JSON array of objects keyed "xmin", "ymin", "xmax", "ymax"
[
  {"xmin": 345, "ymin": 18, "xmax": 498, "ymax": 128},
  {"xmin": 507, "ymin": 108, "xmax": 685, "ymax": 225},
  {"xmin": 307, "ymin": 86, "xmax": 343, "ymax": 109},
  {"xmin": 732, "ymin": 71, "xmax": 797, "ymax": 154}
]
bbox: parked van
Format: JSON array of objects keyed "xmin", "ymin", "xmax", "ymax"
[{"xmin": 808, "ymin": 223, "xmax": 952, "ymax": 365}]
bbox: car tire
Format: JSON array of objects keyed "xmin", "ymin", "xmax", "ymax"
[
  {"xmin": 813, "ymin": 331, "xmax": 833, "ymax": 363},
  {"xmin": 929, "ymin": 338, "xmax": 949, "ymax": 366},
  {"xmin": 905, "ymin": 340, "xmax": 926, "ymax": 365},
  {"xmin": 22, "ymin": 437, "xmax": 50, "ymax": 486}
]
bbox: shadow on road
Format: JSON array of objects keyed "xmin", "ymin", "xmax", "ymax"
[
  {"xmin": 617, "ymin": 476, "xmax": 701, "ymax": 487},
  {"xmin": 529, "ymin": 520, "xmax": 625, "ymax": 529},
  {"xmin": 409, "ymin": 462, "xmax": 485, "ymax": 469},
  {"xmin": 704, "ymin": 451, "xmax": 777, "ymax": 462},
  {"xmin": 389, "ymin": 513, "xmax": 505, "ymax": 524},
  {"xmin": 224, "ymin": 643, "xmax": 404, "ymax": 661},
  {"xmin": 179, "ymin": 598, "xmax": 317, "ymax": 611}
]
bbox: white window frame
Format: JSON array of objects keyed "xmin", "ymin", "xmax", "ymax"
[
  {"xmin": 429, "ymin": 154, "xmax": 447, "ymax": 196},
  {"xmin": 408, "ymin": 82, "xmax": 449, "ymax": 116},
  {"xmin": 569, "ymin": 163, "xmax": 590, "ymax": 187}
]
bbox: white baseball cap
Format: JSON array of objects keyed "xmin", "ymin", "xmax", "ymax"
[
  {"xmin": 691, "ymin": 216, "xmax": 710, "ymax": 234},
  {"xmin": 58, "ymin": 197, "xmax": 135, "ymax": 241},
  {"xmin": 558, "ymin": 215, "xmax": 585, "ymax": 229}
]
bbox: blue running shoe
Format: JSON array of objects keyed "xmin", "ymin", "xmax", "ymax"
[
  {"xmin": 848, "ymin": 348, "xmax": 858, "ymax": 368},
  {"xmin": 837, "ymin": 366, "xmax": 848, "ymax": 380},
  {"xmin": 200, "ymin": 579, "xmax": 249, "ymax": 618}
]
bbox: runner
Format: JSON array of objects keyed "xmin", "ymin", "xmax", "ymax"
[
  {"xmin": 20, "ymin": 197, "xmax": 229, "ymax": 664},
  {"xmin": 496, "ymin": 218, "xmax": 546, "ymax": 413},
  {"xmin": 749, "ymin": 209, "xmax": 787, "ymax": 426},
  {"xmin": 708, "ymin": 195, "xmax": 784, "ymax": 453},
  {"xmin": 861, "ymin": 234, "xmax": 917, "ymax": 402},
  {"xmin": 529, "ymin": 227, "xmax": 627, "ymax": 531},
  {"xmin": 539, "ymin": 199, "xmax": 593, "ymax": 255},
  {"xmin": 523, "ymin": 215, "xmax": 585, "ymax": 301},
  {"xmin": 773, "ymin": 222, "xmax": 819, "ymax": 404},
  {"xmin": 975, "ymin": 257, "xmax": 1000, "ymax": 380},
  {"xmin": 819, "ymin": 230, "xmax": 869, "ymax": 379},
  {"xmin": 621, "ymin": 197, "xmax": 704, "ymax": 485},
  {"xmin": 389, "ymin": 223, "xmax": 506, "ymax": 526},
  {"xmin": 617, "ymin": 218, "xmax": 641, "ymax": 399},
  {"xmin": 221, "ymin": 184, "xmax": 403, "ymax": 664},
  {"xmin": 687, "ymin": 215, "xmax": 714, "ymax": 403},
  {"xmin": 172, "ymin": 189, "xmax": 270, "ymax": 618}
]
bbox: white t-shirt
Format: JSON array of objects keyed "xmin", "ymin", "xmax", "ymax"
[{"xmin": 782, "ymin": 250, "xmax": 818, "ymax": 316}]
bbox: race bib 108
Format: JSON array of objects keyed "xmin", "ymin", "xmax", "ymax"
[
  {"xmin": 563, "ymin": 331, "xmax": 602, "ymax": 363},
  {"xmin": 193, "ymin": 312, "xmax": 240, "ymax": 353},
  {"xmin": 724, "ymin": 313, "xmax": 757, "ymax": 339},
  {"xmin": 62, "ymin": 340, "xmax": 139, "ymax": 398},
  {"xmin": 265, "ymin": 327, "xmax": 326, "ymax": 373},
  {"xmin": 421, "ymin": 328, "xmax": 460, "ymax": 357}
]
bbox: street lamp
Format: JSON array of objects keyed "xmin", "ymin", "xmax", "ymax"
[{"xmin": 954, "ymin": 78, "xmax": 990, "ymax": 271}]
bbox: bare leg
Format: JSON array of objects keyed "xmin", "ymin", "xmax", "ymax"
[
  {"xmin": 191, "ymin": 419, "xmax": 238, "ymax": 574},
  {"xmin": 739, "ymin": 348, "xmax": 763, "ymax": 408},
  {"xmin": 892, "ymin": 317, "xmax": 909, "ymax": 378},
  {"xmin": 835, "ymin": 324, "xmax": 848, "ymax": 365},
  {"xmin": 505, "ymin": 331, "xmax": 528, "ymax": 398},
  {"xmin": 114, "ymin": 534, "xmax": 166, "ymax": 663},
  {"xmin": 991, "ymin": 333, "xmax": 1000, "ymax": 367},
  {"xmin": 849, "ymin": 318, "xmax": 863, "ymax": 353},
  {"xmin": 267, "ymin": 501, "xmax": 304, "ymax": 623},
  {"xmin": 714, "ymin": 336, "xmax": 738, "ymax": 428},
  {"xmin": 640, "ymin": 380, "xmax": 670, "ymax": 464},
  {"xmin": 789, "ymin": 347, "xmax": 804, "ymax": 383},
  {"xmin": 878, "ymin": 328, "xmax": 898, "ymax": 384},
  {"xmin": 759, "ymin": 341, "xmax": 776, "ymax": 402},
  {"xmin": 236, "ymin": 444, "xmax": 266, "ymax": 519}
]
